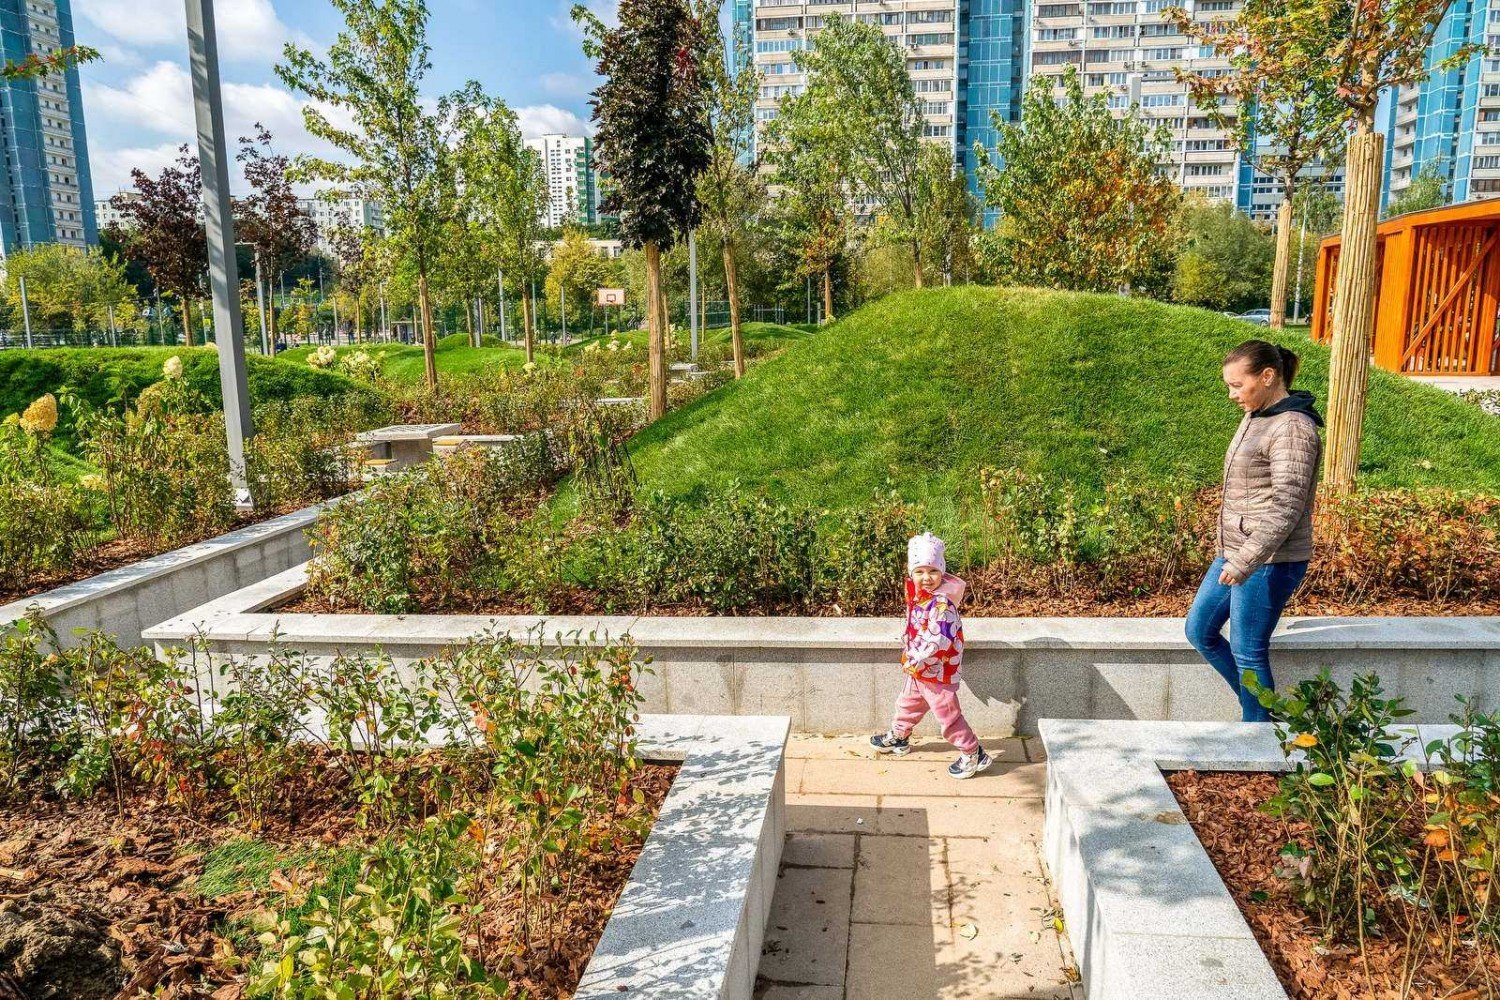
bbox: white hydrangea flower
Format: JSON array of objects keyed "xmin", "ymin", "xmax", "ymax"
[{"xmin": 162, "ymin": 355, "xmax": 184, "ymax": 379}]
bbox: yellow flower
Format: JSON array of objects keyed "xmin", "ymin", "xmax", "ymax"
[
  {"xmin": 79, "ymin": 473, "xmax": 106, "ymax": 492},
  {"xmin": 522, "ymin": 361, "xmax": 537, "ymax": 374},
  {"xmin": 1291, "ymin": 733, "xmax": 1318, "ymax": 749},
  {"xmin": 19, "ymin": 393, "xmax": 57, "ymax": 434},
  {"xmin": 163, "ymin": 355, "xmax": 184, "ymax": 379}
]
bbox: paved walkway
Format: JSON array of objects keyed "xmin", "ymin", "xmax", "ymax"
[{"xmin": 756, "ymin": 735, "xmax": 1081, "ymax": 1000}]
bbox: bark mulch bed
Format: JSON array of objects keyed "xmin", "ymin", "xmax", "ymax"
[
  {"xmin": 0, "ymin": 756, "xmax": 676, "ymax": 1000},
  {"xmin": 1168, "ymin": 770, "xmax": 1500, "ymax": 1000}
]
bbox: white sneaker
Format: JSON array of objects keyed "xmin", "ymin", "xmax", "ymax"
[{"xmin": 948, "ymin": 748, "xmax": 993, "ymax": 779}]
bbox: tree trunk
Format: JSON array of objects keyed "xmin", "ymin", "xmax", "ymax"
[
  {"xmin": 180, "ymin": 297, "xmax": 194, "ymax": 347},
  {"xmin": 1325, "ymin": 123, "xmax": 1385, "ymax": 491},
  {"xmin": 822, "ymin": 267, "xmax": 835, "ymax": 323},
  {"xmin": 522, "ymin": 283, "xmax": 535, "ymax": 363},
  {"xmin": 912, "ymin": 240, "xmax": 925, "ymax": 289},
  {"xmin": 266, "ymin": 291, "xmax": 278, "ymax": 348},
  {"xmin": 723, "ymin": 239, "xmax": 745, "ymax": 379},
  {"xmin": 417, "ymin": 270, "xmax": 439, "ymax": 391},
  {"xmin": 464, "ymin": 298, "xmax": 475, "ymax": 348},
  {"xmin": 1269, "ymin": 186, "xmax": 1295, "ymax": 329},
  {"xmin": 645, "ymin": 241, "xmax": 667, "ymax": 420}
]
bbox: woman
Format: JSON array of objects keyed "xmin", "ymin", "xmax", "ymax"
[{"xmin": 1186, "ymin": 340, "xmax": 1323, "ymax": 722}]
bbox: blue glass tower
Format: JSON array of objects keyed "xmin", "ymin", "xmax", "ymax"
[
  {"xmin": 0, "ymin": 0, "xmax": 96, "ymax": 254},
  {"xmin": 958, "ymin": 0, "xmax": 1029, "ymax": 222}
]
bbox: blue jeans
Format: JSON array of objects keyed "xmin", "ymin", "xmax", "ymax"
[{"xmin": 1185, "ymin": 556, "xmax": 1308, "ymax": 722}]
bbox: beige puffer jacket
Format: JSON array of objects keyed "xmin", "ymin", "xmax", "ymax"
[{"xmin": 1217, "ymin": 391, "xmax": 1323, "ymax": 579}]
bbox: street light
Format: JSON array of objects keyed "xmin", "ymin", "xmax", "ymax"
[{"xmin": 186, "ymin": 0, "xmax": 253, "ymax": 506}]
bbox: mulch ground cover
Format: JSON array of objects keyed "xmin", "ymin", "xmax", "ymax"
[
  {"xmin": 0, "ymin": 754, "xmax": 676, "ymax": 1000},
  {"xmin": 1169, "ymin": 770, "xmax": 1500, "ymax": 1000}
]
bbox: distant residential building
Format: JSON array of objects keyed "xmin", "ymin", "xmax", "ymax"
[
  {"xmin": 524, "ymin": 134, "xmax": 600, "ymax": 228},
  {"xmin": 0, "ymin": 0, "xmax": 96, "ymax": 252},
  {"xmin": 94, "ymin": 192, "xmax": 140, "ymax": 234},
  {"xmin": 295, "ymin": 196, "xmax": 385, "ymax": 255}
]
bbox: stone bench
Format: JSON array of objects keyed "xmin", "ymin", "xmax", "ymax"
[
  {"xmin": 355, "ymin": 423, "xmax": 462, "ymax": 469},
  {"xmin": 432, "ymin": 434, "xmax": 524, "ymax": 456}
]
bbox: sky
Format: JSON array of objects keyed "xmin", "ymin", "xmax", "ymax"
[{"xmin": 72, "ymin": 0, "xmax": 629, "ymax": 198}]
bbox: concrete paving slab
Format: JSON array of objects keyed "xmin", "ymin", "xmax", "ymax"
[
  {"xmin": 758, "ymin": 867, "xmax": 852, "ymax": 987},
  {"xmin": 852, "ymin": 835, "xmax": 935, "ymax": 926},
  {"xmin": 782, "ymin": 832, "xmax": 855, "ymax": 869}
]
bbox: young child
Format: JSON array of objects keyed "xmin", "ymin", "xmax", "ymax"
[{"xmin": 870, "ymin": 532, "xmax": 993, "ymax": 779}]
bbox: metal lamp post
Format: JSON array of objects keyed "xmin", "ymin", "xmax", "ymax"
[{"xmin": 186, "ymin": 0, "xmax": 254, "ymax": 505}]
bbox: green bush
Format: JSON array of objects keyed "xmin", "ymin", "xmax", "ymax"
[
  {"xmin": 0, "ymin": 347, "xmax": 389, "ymax": 446},
  {"xmin": 0, "ymin": 404, "xmax": 95, "ymax": 589},
  {"xmin": 246, "ymin": 394, "xmax": 394, "ymax": 511}
]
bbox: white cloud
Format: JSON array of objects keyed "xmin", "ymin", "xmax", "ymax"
[
  {"xmin": 75, "ymin": 0, "xmax": 309, "ymax": 62},
  {"xmin": 516, "ymin": 104, "xmax": 593, "ymax": 139},
  {"xmin": 84, "ymin": 61, "xmax": 356, "ymax": 195},
  {"xmin": 91, "ymin": 141, "xmax": 186, "ymax": 199}
]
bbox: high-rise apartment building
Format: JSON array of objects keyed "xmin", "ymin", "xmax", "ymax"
[
  {"xmin": 524, "ymin": 134, "xmax": 599, "ymax": 229},
  {"xmin": 1380, "ymin": 1, "xmax": 1500, "ymax": 209},
  {"xmin": 735, "ymin": 0, "xmax": 1349, "ymax": 220},
  {"xmin": 295, "ymin": 196, "xmax": 386, "ymax": 255},
  {"xmin": 0, "ymin": 0, "xmax": 96, "ymax": 253}
]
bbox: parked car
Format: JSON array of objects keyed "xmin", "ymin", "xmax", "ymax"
[{"xmin": 1236, "ymin": 308, "xmax": 1272, "ymax": 325}]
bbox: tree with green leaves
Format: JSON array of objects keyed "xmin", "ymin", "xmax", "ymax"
[
  {"xmin": 1171, "ymin": 196, "xmax": 1275, "ymax": 312},
  {"xmin": 277, "ymin": 0, "xmax": 459, "ymax": 391},
  {"xmin": 691, "ymin": 1, "xmax": 763, "ymax": 378},
  {"xmin": 2, "ymin": 244, "xmax": 138, "ymax": 336},
  {"xmin": 1170, "ymin": 8, "xmax": 1347, "ymax": 330},
  {"xmin": 1216, "ymin": 0, "xmax": 1471, "ymax": 487},
  {"xmin": 110, "ymin": 146, "xmax": 207, "ymax": 346},
  {"xmin": 1384, "ymin": 159, "xmax": 1449, "ymax": 217},
  {"xmin": 914, "ymin": 144, "xmax": 979, "ymax": 286},
  {"xmin": 328, "ymin": 224, "xmax": 376, "ymax": 341},
  {"xmin": 545, "ymin": 228, "xmax": 614, "ymax": 332},
  {"xmin": 451, "ymin": 91, "xmax": 549, "ymax": 361},
  {"xmin": 576, "ymin": 0, "xmax": 712, "ymax": 420},
  {"xmin": 766, "ymin": 85, "xmax": 854, "ymax": 322},
  {"xmin": 792, "ymin": 15, "xmax": 931, "ymax": 287},
  {"xmin": 235, "ymin": 124, "xmax": 317, "ymax": 350},
  {"xmin": 976, "ymin": 68, "xmax": 1179, "ymax": 292}
]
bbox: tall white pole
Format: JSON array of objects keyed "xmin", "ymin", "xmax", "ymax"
[
  {"xmin": 1292, "ymin": 212, "xmax": 1309, "ymax": 324},
  {"xmin": 561, "ymin": 284, "xmax": 568, "ymax": 344},
  {"xmin": 689, "ymin": 228, "xmax": 699, "ymax": 361},
  {"xmin": 18, "ymin": 275, "xmax": 32, "ymax": 349},
  {"xmin": 186, "ymin": 0, "xmax": 253, "ymax": 504}
]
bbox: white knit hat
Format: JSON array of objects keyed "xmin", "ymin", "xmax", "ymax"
[{"xmin": 907, "ymin": 532, "xmax": 946, "ymax": 573}]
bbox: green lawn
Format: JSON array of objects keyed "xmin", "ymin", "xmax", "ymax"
[
  {"xmin": 279, "ymin": 333, "xmax": 531, "ymax": 382},
  {"xmin": 617, "ymin": 286, "xmax": 1500, "ymax": 533}
]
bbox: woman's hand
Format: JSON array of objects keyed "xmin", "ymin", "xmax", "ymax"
[{"xmin": 1219, "ymin": 565, "xmax": 1245, "ymax": 586}]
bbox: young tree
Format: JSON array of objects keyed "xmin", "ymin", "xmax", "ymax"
[
  {"xmin": 976, "ymin": 68, "xmax": 1179, "ymax": 292},
  {"xmin": 278, "ymin": 0, "xmax": 458, "ymax": 391},
  {"xmin": 577, "ymin": 0, "xmax": 712, "ymax": 420},
  {"xmin": 235, "ymin": 124, "xmax": 317, "ymax": 350},
  {"xmin": 328, "ymin": 224, "xmax": 377, "ymax": 341},
  {"xmin": 1384, "ymin": 159, "xmax": 1449, "ymax": 217},
  {"xmin": 545, "ymin": 228, "xmax": 612, "ymax": 332},
  {"xmin": 451, "ymin": 92, "xmax": 549, "ymax": 361},
  {"xmin": 794, "ymin": 15, "xmax": 932, "ymax": 287},
  {"xmin": 767, "ymin": 87, "xmax": 855, "ymax": 322},
  {"xmin": 1230, "ymin": 0, "xmax": 1471, "ymax": 487},
  {"xmin": 1170, "ymin": 10, "xmax": 1347, "ymax": 330},
  {"xmin": 110, "ymin": 146, "xmax": 207, "ymax": 345},
  {"xmin": 692, "ymin": 1, "xmax": 763, "ymax": 377},
  {"xmin": 1171, "ymin": 197, "xmax": 1276, "ymax": 312},
  {"xmin": 915, "ymin": 144, "xmax": 979, "ymax": 286}
]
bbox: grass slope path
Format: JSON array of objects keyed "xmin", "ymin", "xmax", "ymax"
[{"xmin": 623, "ymin": 286, "xmax": 1500, "ymax": 528}]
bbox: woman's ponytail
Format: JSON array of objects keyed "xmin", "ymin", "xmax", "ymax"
[
  {"xmin": 1226, "ymin": 340, "xmax": 1299, "ymax": 387},
  {"xmin": 1276, "ymin": 346, "xmax": 1300, "ymax": 387}
]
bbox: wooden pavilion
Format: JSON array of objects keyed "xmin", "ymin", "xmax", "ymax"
[{"xmin": 1311, "ymin": 198, "xmax": 1500, "ymax": 376}]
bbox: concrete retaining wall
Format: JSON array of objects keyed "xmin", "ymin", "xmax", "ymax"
[
  {"xmin": 144, "ymin": 563, "xmax": 1500, "ymax": 737},
  {"xmin": 1, "ymin": 502, "xmax": 338, "ymax": 649}
]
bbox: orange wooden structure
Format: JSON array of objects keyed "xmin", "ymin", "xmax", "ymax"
[{"xmin": 1311, "ymin": 199, "xmax": 1500, "ymax": 375}]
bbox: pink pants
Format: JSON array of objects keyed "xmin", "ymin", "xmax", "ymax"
[{"xmin": 890, "ymin": 676, "xmax": 979, "ymax": 754}]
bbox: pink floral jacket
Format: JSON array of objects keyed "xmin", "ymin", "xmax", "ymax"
[{"xmin": 901, "ymin": 573, "xmax": 967, "ymax": 685}]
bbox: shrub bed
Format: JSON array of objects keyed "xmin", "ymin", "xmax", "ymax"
[
  {"xmin": 0, "ymin": 613, "xmax": 665, "ymax": 999},
  {"xmin": 299, "ymin": 451, "xmax": 1500, "ymax": 617},
  {"xmin": 1, "ymin": 357, "xmax": 392, "ymax": 602},
  {"xmin": 1170, "ymin": 676, "xmax": 1500, "ymax": 999}
]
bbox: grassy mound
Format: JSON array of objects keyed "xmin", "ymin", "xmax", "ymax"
[
  {"xmin": 278, "ymin": 337, "xmax": 529, "ymax": 382},
  {"xmin": 622, "ymin": 286, "xmax": 1500, "ymax": 530},
  {"xmin": 0, "ymin": 346, "xmax": 387, "ymax": 442}
]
